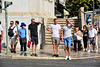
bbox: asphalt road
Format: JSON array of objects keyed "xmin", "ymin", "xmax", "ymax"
[{"xmin": 0, "ymin": 58, "xmax": 100, "ymax": 67}]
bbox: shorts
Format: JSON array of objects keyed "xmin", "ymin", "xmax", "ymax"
[
  {"xmin": 9, "ymin": 37, "xmax": 18, "ymax": 45},
  {"xmin": 52, "ymin": 37, "xmax": 59, "ymax": 45},
  {"xmin": 88, "ymin": 37, "xmax": 95, "ymax": 45},
  {"xmin": 64, "ymin": 37, "xmax": 71, "ymax": 47},
  {"xmin": 31, "ymin": 36, "xmax": 38, "ymax": 45}
]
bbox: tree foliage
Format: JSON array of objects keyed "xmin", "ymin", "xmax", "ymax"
[{"xmin": 65, "ymin": 0, "xmax": 100, "ymax": 16}]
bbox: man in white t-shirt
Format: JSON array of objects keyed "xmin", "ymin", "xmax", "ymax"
[
  {"xmin": 47, "ymin": 18, "xmax": 61, "ymax": 57},
  {"xmin": 0, "ymin": 21, "xmax": 3, "ymax": 55},
  {"xmin": 62, "ymin": 19, "xmax": 73, "ymax": 60},
  {"xmin": 88, "ymin": 25, "xmax": 97, "ymax": 53},
  {"xmin": 8, "ymin": 21, "xmax": 18, "ymax": 53}
]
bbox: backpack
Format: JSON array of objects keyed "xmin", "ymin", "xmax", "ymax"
[{"xmin": 8, "ymin": 26, "xmax": 15, "ymax": 37}]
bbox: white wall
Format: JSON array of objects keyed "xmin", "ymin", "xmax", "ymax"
[{"xmin": 0, "ymin": 0, "xmax": 55, "ymax": 49}]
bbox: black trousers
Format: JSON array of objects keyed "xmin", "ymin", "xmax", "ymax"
[
  {"xmin": 74, "ymin": 40, "xmax": 81, "ymax": 51},
  {"xmin": 20, "ymin": 40, "xmax": 27, "ymax": 51},
  {"xmin": 83, "ymin": 36, "xmax": 87, "ymax": 48}
]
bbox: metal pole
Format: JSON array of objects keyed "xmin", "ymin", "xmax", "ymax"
[
  {"xmin": 93, "ymin": 0, "xmax": 95, "ymax": 24},
  {"xmin": 4, "ymin": 7, "xmax": 9, "ymax": 55}
]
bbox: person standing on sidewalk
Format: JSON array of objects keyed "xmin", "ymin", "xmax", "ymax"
[
  {"xmin": 15, "ymin": 21, "xmax": 21, "ymax": 31},
  {"xmin": 8, "ymin": 21, "xmax": 18, "ymax": 53},
  {"xmin": 47, "ymin": 18, "xmax": 61, "ymax": 57},
  {"xmin": 87, "ymin": 22, "xmax": 90, "ymax": 31},
  {"xmin": 83, "ymin": 25, "xmax": 88, "ymax": 51},
  {"xmin": 28, "ymin": 18, "xmax": 42, "ymax": 57},
  {"xmin": 94, "ymin": 24, "xmax": 99, "ymax": 52},
  {"xmin": 18, "ymin": 22, "xmax": 27, "ymax": 56},
  {"xmin": 62, "ymin": 19, "xmax": 73, "ymax": 60},
  {"xmin": 74, "ymin": 27, "xmax": 83, "ymax": 52},
  {"xmin": 0, "ymin": 21, "xmax": 3, "ymax": 55},
  {"xmin": 88, "ymin": 25, "xmax": 97, "ymax": 53}
]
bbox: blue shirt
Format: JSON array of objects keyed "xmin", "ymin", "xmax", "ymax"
[
  {"xmin": 18, "ymin": 28, "xmax": 27, "ymax": 38},
  {"xmin": 17, "ymin": 25, "xmax": 21, "ymax": 31}
]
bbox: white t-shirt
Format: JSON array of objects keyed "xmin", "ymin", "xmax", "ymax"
[
  {"xmin": 0, "ymin": 25, "xmax": 3, "ymax": 35},
  {"xmin": 63, "ymin": 25, "xmax": 72, "ymax": 38},
  {"xmin": 9, "ymin": 26, "xmax": 17, "ymax": 38},
  {"xmin": 89, "ymin": 28, "xmax": 97, "ymax": 38},
  {"xmin": 49, "ymin": 24, "xmax": 61, "ymax": 37}
]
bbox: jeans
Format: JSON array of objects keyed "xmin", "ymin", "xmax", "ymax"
[
  {"xmin": 64, "ymin": 37, "xmax": 71, "ymax": 47},
  {"xmin": 74, "ymin": 40, "xmax": 81, "ymax": 51},
  {"xmin": 20, "ymin": 40, "xmax": 27, "ymax": 51},
  {"xmin": 83, "ymin": 36, "xmax": 87, "ymax": 48}
]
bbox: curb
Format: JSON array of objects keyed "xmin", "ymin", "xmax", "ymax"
[
  {"xmin": 11, "ymin": 56, "xmax": 100, "ymax": 60},
  {"xmin": 1, "ymin": 55, "xmax": 100, "ymax": 60}
]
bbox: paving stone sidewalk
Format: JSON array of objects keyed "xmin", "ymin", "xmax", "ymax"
[{"xmin": 0, "ymin": 34, "xmax": 100, "ymax": 59}]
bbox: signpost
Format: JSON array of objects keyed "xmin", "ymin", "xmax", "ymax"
[{"xmin": 4, "ymin": 1, "xmax": 13, "ymax": 55}]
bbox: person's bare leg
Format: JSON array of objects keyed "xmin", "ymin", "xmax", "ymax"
[
  {"xmin": 32, "ymin": 45, "xmax": 34, "ymax": 54},
  {"xmin": 88, "ymin": 44, "xmax": 91, "ymax": 50},
  {"xmin": 14, "ymin": 45, "xmax": 16, "ymax": 51},
  {"xmin": 68, "ymin": 47, "xmax": 70, "ymax": 56},
  {"xmin": 14, "ymin": 42, "xmax": 17, "ymax": 51},
  {"xmin": 53, "ymin": 44, "xmax": 56, "ymax": 54},
  {"xmin": 65, "ymin": 47, "xmax": 68, "ymax": 56},
  {"xmin": 56, "ymin": 44, "xmax": 59, "ymax": 55},
  {"xmin": 11, "ymin": 44, "xmax": 13, "ymax": 49},
  {"xmin": 93, "ymin": 45, "xmax": 95, "ymax": 51},
  {"xmin": 35, "ymin": 44, "xmax": 37, "ymax": 54},
  {"xmin": 24, "ymin": 51, "xmax": 26, "ymax": 53}
]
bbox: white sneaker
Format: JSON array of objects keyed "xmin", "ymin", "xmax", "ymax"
[
  {"xmin": 69, "ymin": 56, "xmax": 71, "ymax": 60},
  {"xmin": 96, "ymin": 50, "xmax": 98, "ymax": 52},
  {"xmin": 83, "ymin": 49, "xmax": 85, "ymax": 51},
  {"xmin": 88, "ymin": 50, "xmax": 91, "ymax": 53},
  {"xmin": 65, "ymin": 56, "xmax": 68, "ymax": 60}
]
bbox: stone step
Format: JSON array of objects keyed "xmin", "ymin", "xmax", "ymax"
[
  {"xmin": 47, "ymin": 18, "xmax": 80, "ymax": 22},
  {"xmin": 45, "ymin": 33, "xmax": 74, "ymax": 36},
  {"xmin": 43, "ymin": 45, "xmax": 65, "ymax": 49},
  {"xmin": 45, "ymin": 42, "xmax": 64, "ymax": 45},
  {"xmin": 46, "ymin": 23, "xmax": 80, "ymax": 26},
  {"xmin": 45, "ymin": 39, "xmax": 73, "ymax": 42},
  {"xmin": 47, "ymin": 21, "xmax": 80, "ymax": 24},
  {"xmin": 45, "ymin": 31, "xmax": 74, "ymax": 34}
]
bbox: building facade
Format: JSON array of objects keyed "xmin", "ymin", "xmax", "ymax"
[{"xmin": 0, "ymin": 0, "xmax": 65, "ymax": 49}]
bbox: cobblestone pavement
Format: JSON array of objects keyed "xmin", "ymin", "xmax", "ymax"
[{"xmin": 0, "ymin": 34, "xmax": 100, "ymax": 59}]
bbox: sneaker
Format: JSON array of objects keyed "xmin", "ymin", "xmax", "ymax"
[
  {"xmin": 10, "ymin": 49, "xmax": 14, "ymax": 53},
  {"xmin": 20, "ymin": 53, "xmax": 23, "ymax": 56},
  {"xmin": 96, "ymin": 50, "xmax": 98, "ymax": 52},
  {"xmin": 88, "ymin": 50, "xmax": 91, "ymax": 53},
  {"xmin": 65, "ymin": 56, "xmax": 68, "ymax": 60},
  {"xmin": 14, "ymin": 50, "xmax": 16, "ymax": 53},
  {"xmin": 69, "ymin": 56, "xmax": 71, "ymax": 60},
  {"xmin": 92, "ymin": 50, "xmax": 95, "ymax": 53},
  {"xmin": 35, "ymin": 53, "xmax": 38, "ymax": 57},
  {"xmin": 24, "ymin": 53, "xmax": 27, "ymax": 56},
  {"xmin": 83, "ymin": 49, "xmax": 85, "ymax": 51},
  {"xmin": 56, "ymin": 54, "xmax": 59, "ymax": 57},
  {"xmin": 31, "ymin": 53, "xmax": 35, "ymax": 56},
  {"xmin": 52, "ymin": 54, "xmax": 56, "ymax": 57}
]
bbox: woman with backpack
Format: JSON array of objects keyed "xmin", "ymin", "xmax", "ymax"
[{"xmin": 18, "ymin": 22, "xmax": 27, "ymax": 56}]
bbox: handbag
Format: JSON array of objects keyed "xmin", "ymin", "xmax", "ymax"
[
  {"xmin": 20, "ymin": 29, "xmax": 27, "ymax": 43},
  {"xmin": 77, "ymin": 35, "xmax": 82, "ymax": 40},
  {"xmin": 27, "ymin": 40, "xmax": 31, "ymax": 48}
]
